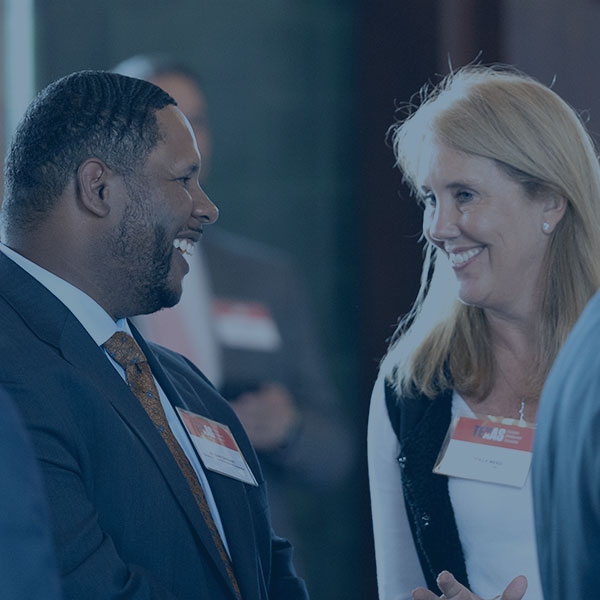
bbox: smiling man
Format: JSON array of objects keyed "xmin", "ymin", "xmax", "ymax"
[{"xmin": 0, "ymin": 70, "xmax": 308, "ymax": 600}]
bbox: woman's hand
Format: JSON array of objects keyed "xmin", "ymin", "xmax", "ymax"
[{"xmin": 412, "ymin": 570, "xmax": 528, "ymax": 600}]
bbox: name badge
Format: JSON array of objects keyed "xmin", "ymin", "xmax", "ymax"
[
  {"xmin": 177, "ymin": 407, "xmax": 258, "ymax": 486},
  {"xmin": 212, "ymin": 300, "xmax": 282, "ymax": 352},
  {"xmin": 433, "ymin": 415, "xmax": 535, "ymax": 487}
]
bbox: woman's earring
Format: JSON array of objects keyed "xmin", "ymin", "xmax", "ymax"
[{"xmin": 543, "ymin": 222, "xmax": 551, "ymax": 233}]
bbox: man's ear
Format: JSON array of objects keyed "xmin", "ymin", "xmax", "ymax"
[
  {"xmin": 542, "ymin": 191, "xmax": 568, "ymax": 233},
  {"xmin": 76, "ymin": 158, "xmax": 113, "ymax": 218}
]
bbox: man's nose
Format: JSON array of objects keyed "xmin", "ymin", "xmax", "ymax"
[{"xmin": 192, "ymin": 186, "xmax": 219, "ymax": 224}]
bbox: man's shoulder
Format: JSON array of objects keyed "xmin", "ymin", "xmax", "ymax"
[
  {"xmin": 549, "ymin": 289, "xmax": 600, "ymax": 383},
  {"xmin": 572, "ymin": 288, "xmax": 600, "ymax": 335},
  {"xmin": 538, "ymin": 289, "xmax": 600, "ymax": 431}
]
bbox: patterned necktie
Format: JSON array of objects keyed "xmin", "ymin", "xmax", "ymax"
[{"xmin": 103, "ymin": 331, "xmax": 241, "ymax": 599}]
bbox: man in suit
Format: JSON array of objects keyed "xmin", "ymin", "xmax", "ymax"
[
  {"xmin": 0, "ymin": 390, "xmax": 62, "ymax": 599},
  {"xmin": 113, "ymin": 57, "xmax": 355, "ymax": 587},
  {"xmin": 532, "ymin": 289, "xmax": 600, "ymax": 600},
  {"xmin": 0, "ymin": 70, "xmax": 308, "ymax": 599}
]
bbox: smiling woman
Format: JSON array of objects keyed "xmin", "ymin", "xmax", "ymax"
[
  {"xmin": 419, "ymin": 143, "xmax": 564, "ymax": 319},
  {"xmin": 367, "ymin": 65, "xmax": 600, "ymax": 600}
]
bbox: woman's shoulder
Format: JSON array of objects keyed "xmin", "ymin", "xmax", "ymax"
[{"xmin": 382, "ymin": 372, "xmax": 452, "ymax": 443}]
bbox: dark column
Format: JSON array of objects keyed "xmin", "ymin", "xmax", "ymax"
[{"xmin": 358, "ymin": 3, "xmax": 439, "ymax": 597}]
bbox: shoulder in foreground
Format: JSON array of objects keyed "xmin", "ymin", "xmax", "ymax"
[{"xmin": 547, "ymin": 288, "xmax": 600, "ymax": 383}]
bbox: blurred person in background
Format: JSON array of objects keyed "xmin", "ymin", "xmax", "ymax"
[
  {"xmin": 368, "ymin": 65, "xmax": 600, "ymax": 600},
  {"xmin": 114, "ymin": 53, "xmax": 355, "ymax": 589}
]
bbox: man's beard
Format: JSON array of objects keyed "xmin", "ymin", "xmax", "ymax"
[{"xmin": 108, "ymin": 182, "xmax": 182, "ymax": 317}]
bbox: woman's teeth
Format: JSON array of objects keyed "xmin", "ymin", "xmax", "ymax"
[{"xmin": 450, "ymin": 246, "xmax": 483, "ymax": 266}]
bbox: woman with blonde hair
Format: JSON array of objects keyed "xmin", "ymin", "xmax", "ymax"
[{"xmin": 368, "ymin": 65, "xmax": 600, "ymax": 600}]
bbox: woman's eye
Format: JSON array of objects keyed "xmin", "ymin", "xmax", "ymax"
[
  {"xmin": 456, "ymin": 190, "xmax": 474, "ymax": 203},
  {"xmin": 420, "ymin": 193, "xmax": 436, "ymax": 208}
]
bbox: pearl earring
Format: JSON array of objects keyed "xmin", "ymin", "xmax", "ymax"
[{"xmin": 543, "ymin": 222, "xmax": 550, "ymax": 232}]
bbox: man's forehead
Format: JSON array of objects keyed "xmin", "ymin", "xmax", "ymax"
[
  {"xmin": 150, "ymin": 105, "xmax": 201, "ymax": 168},
  {"xmin": 156, "ymin": 104, "xmax": 192, "ymax": 137}
]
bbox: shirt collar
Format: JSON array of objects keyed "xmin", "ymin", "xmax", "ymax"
[{"xmin": 0, "ymin": 242, "xmax": 130, "ymax": 345}]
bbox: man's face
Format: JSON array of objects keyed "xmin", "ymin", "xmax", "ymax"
[
  {"xmin": 150, "ymin": 73, "xmax": 212, "ymax": 183},
  {"xmin": 108, "ymin": 105, "xmax": 218, "ymax": 317}
]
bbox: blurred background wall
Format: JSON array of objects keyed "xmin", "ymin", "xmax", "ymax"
[{"xmin": 4, "ymin": 1, "xmax": 600, "ymax": 598}]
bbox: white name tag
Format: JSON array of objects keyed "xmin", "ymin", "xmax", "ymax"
[
  {"xmin": 212, "ymin": 300, "xmax": 282, "ymax": 352},
  {"xmin": 177, "ymin": 408, "xmax": 258, "ymax": 486},
  {"xmin": 433, "ymin": 415, "xmax": 535, "ymax": 487}
]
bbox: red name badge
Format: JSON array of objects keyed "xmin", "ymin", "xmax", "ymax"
[
  {"xmin": 177, "ymin": 408, "xmax": 258, "ymax": 486},
  {"xmin": 212, "ymin": 300, "xmax": 281, "ymax": 352},
  {"xmin": 433, "ymin": 416, "xmax": 535, "ymax": 487}
]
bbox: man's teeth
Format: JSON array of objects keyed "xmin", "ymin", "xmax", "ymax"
[
  {"xmin": 173, "ymin": 238, "xmax": 194, "ymax": 257},
  {"xmin": 450, "ymin": 247, "xmax": 483, "ymax": 266}
]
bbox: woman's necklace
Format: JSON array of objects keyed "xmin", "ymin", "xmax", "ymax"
[
  {"xmin": 518, "ymin": 398, "xmax": 526, "ymax": 424},
  {"xmin": 496, "ymin": 363, "xmax": 530, "ymax": 423}
]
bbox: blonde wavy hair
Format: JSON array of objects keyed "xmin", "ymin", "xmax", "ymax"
[{"xmin": 386, "ymin": 65, "xmax": 600, "ymax": 400}]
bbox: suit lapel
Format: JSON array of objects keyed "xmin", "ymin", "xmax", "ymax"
[
  {"xmin": 63, "ymin": 323, "xmax": 240, "ymax": 598},
  {"xmin": 131, "ymin": 325, "xmax": 245, "ymax": 599},
  {"xmin": 134, "ymin": 327, "xmax": 263, "ymax": 600},
  {"xmin": 203, "ymin": 461, "xmax": 263, "ymax": 600}
]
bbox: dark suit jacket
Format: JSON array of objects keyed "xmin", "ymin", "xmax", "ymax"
[
  {"xmin": 533, "ymin": 288, "xmax": 600, "ymax": 600},
  {"xmin": 0, "ymin": 389, "xmax": 62, "ymax": 599},
  {"xmin": 0, "ymin": 252, "xmax": 308, "ymax": 600}
]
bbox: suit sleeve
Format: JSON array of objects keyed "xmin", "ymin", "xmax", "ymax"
[
  {"xmin": 2, "ymin": 379, "xmax": 178, "ymax": 600},
  {"xmin": 0, "ymin": 389, "xmax": 63, "ymax": 599},
  {"xmin": 268, "ymin": 532, "xmax": 309, "ymax": 600}
]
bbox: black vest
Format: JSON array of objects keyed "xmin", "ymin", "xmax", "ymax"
[{"xmin": 384, "ymin": 379, "xmax": 470, "ymax": 592}]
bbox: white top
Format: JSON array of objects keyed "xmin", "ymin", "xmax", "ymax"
[
  {"xmin": 0, "ymin": 243, "xmax": 231, "ymax": 555},
  {"xmin": 367, "ymin": 370, "xmax": 543, "ymax": 600}
]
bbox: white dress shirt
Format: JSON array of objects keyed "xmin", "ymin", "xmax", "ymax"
[
  {"xmin": 368, "ymin": 369, "xmax": 543, "ymax": 600},
  {"xmin": 0, "ymin": 243, "xmax": 231, "ymax": 554}
]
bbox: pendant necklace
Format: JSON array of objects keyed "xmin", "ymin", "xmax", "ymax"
[
  {"xmin": 497, "ymin": 362, "xmax": 528, "ymax": 424},
  {"xmin": 518, "ymin": 398, "xmax": 526, "ymax": 424}
]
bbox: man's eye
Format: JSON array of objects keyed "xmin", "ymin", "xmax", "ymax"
[{"xmin": 178, "ymin": 177, "xmax": 191, "ymax": 185}]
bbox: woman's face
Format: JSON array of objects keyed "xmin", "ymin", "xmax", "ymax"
[{"xmin": 419, "ymin": 141, "xmax": 551, "ymax": 319}]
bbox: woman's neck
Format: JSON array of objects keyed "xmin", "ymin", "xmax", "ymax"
[{"xmin": 463, "ymin": 309, "xmax": 540, "ymax": 422}]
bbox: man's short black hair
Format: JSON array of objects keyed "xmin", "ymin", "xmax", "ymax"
[{"xmin": 3, "ymin": 70, "xmax": 176, "ymax": 231}]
